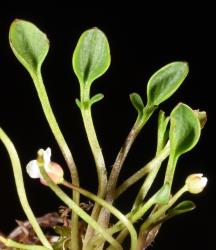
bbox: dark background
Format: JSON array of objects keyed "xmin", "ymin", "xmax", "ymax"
[{"xmin": 0, "ymin": 7, "xmax": 214, "ymax": 249}]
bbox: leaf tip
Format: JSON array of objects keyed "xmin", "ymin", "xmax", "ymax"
[{"xmin": 182, "ymin": 61, "xmax": 189, "ymax": 71}]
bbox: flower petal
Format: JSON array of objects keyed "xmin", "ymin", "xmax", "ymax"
[
  {"xmin": 43, "ymin": 147, "xmax": 51, "ymax": 167},
  {"xmin": 26, "ymin": 160, "xmax": 41, "ymax": 178}
]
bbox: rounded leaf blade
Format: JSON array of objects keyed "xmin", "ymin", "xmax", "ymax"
[
  {"xmin": 72, "ymin": 28, "xmax": 111, "ymax": 86},
  {"xmin": 147, "ymin": 62, "xmax": 189, "ymax": 106},
  {"xmin": 169, "ymin": 103, "xmax": 201, "ymax": 158},
  {"xmin": 130, "ymin": 92, "xmax": 145, "ymax": 115},
  {"xmin": 9, "ymin": 19, "xmax": 49, "ymax": 75}
]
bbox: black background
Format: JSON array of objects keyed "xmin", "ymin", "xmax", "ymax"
[{"xmin": 0, "ymin": 7, "xmax": 215, "ymax": 249}]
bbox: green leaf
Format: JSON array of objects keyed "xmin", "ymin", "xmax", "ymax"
[
  {"xmin": 147, "ymin": 62, "xmax": 189, "ymax": 106},
  {"xmin": 75, "ymin": 94, "xmax": 104, "ymax": 110},
  {"xmin": 169, "ymin": 103, "xmax": 201, "ymax": 158},
  {"xmin": 164, "ymin": 103, "xmax": 201, "ymax": 194},
  {"xmin": 72, "ymin": 28, "xmax": 110, "ymax": 86},
  {"xmin": 157, "ymin": 110, "xmax": 170, "ymax": 153},
  {"xmin": 167, "ymin": 200, "xmax": 196, "ymax": 218},
  {"xmin": 152, "ymin": 201, "xmax": 196, "ymax": 226},
  {"xmin": 130, "ymin": 92, "xmax": 145, "ymax": 116},
  {"xmin": 9, "ymin": 19, "xmax": 49, "ymax": 75},
  {"xmin": 155, "ymin": 183, "xmax": 170, "ymax": 204},
  {"xmin": 90, "ymin": 93, "xmax": 104, "ymax": 105},
  {"xmin": 75, "ymin": 98, "xmax": 82, "ymax": 109}
]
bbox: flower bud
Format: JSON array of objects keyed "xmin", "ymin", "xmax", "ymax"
[
  {"xmin": 185, "ymin": 173, "xmax": 207, "ymax": 194},
  {"xmin": 40, "ymin": 161, "xmax": 64, "ymax": 185}
]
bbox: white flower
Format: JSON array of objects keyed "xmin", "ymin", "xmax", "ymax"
[
  {"xmin": 26, "ymin": 159, "xmax": 41, "ymax": 178},
  {"xmin": 185, "ymin": 173, "xmax": 208, "ymax": 194},
  {"xmin": 26, "ymin": 147, "xmax": 64, "ymax": 185},
  {"xmin": 26, "ymin": 148, "xmax": 51, "ymax": 178}
]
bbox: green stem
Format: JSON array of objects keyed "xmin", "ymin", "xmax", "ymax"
[
  {"xmin": 0, "ymin": 128, "xmax": 52, "ymax": 249},
  {"xmin": 139, "ymin": 185, "xmax": 187, "ymax": 235},
  {"xmin": 133, "ymin": 141, "xmax": 170, "ymax": 208},
  {"xmin": 106, "ymin": 230, "xmax": 128, "ymax": 250},
  {"xmin": 107, "ymin": 192, "xmax": 158, "ymax": 238},
  {"xmin": 99, "ymin": 107, "xmax": 156, "ymax": 233},
  {"xmin": 80, "ymin": 107, "xmax": 107, "ymax": 197},
  {"xmin": 0, "ymin": 236, "xmax": 50, "ymax": 250},
  {"xmin": 115, "ymin": 142, "xmax": 170, "ymax": 199},
  {"xmin": 79, "ymin": 84, "xmax": 108, "ymax": 246},
  {"xmin": 105, "ymin": 197, "xmax": 156, "ymax": 250},
  {"xmin": 33, "ymin": 72, "xmax": 80, "ymax": 250},
  {"xmin": 63, "ymin": 181, "xmax": 137, "ymax": 250},
  {"xmin": 39, "ymin": 164, "xmax": 121, "ymax": 250},
  {"xmin": 108, "ymin": 185, "xmax": 187, "ymax": 250},
  {"xmin": 106, "ymin": 186, "xmax": 171, "ymax": 249},
  {"xmin": 106, "ymin": 106, "xmax": 156, "ymax": 205},
  {"xmin": 163, "ymin": 151, "xmax": 178, "ymax": 200},
  {"xmin": 106, "ymin": 119, "xmax": 142, "ymax": 203}
]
